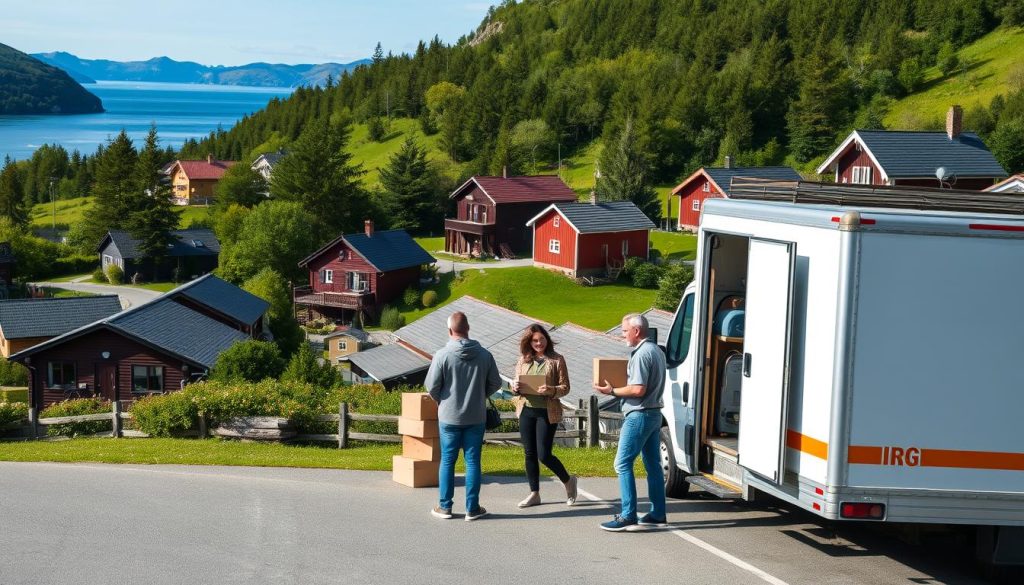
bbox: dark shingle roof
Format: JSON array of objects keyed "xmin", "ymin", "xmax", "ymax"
[
  {"xmin": 347, "ymin": 343, "xmax": 430, "ymax": 382},
  {"xmin": 396, "ymin": 296, "xmax": 549, "ymax": 356},
  {"xmin": 100, "ymin": 229, "xmax": 221, "ymax": 259},
  {"xmin": 604, "ymin": 308, "xmax": 675, "ymax": 344},
  {"xmin": 0, "ymin": 296, "xmax": 122, "ymax": 339},
  {"xmin": 455, "ymin": 175, "xmax": 578, "ymax": 204},
  {"xmin": 323, "ymin": 327, "xmax": 370, "ymax": 343},
  {"xmin": 532, "ymin": 201, "xmax": 655, "ymax": 234},
  {"xmin": 705, "ymin": 167, "xmax": 803, "ymax": 196},
  {"xmin": 166, "ymin": 274, "xmax": 269, "ymax": 326},
  {"xmin": 299, "ymin": 229, "xmax": 434, "ymax": 272},
  {"xmin": 853, "ymin": 131, "xmax": 1006, "ymax": 179}
]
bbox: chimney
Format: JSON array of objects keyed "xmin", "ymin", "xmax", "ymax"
[
  {"xmin": 207, "ymin": 154, "xmax": 213, "ymax": 164},
  {"xmin": 724, "ymin": 155, "xmax": 733, "ymax": 169},
  {"xmin": 946, "ymin": 105, "xmax": 963, "ymax": 140},
  {"xmin": 589, "ymin": 190, "xmax": 598, "ymax": 205},
  {"xmin": 502, "ymin": 165, "xmax": 507, "ymax": 179},
  {"xmin": 364, "ymin": 219, "xmax": 374, "ymax": 237}
]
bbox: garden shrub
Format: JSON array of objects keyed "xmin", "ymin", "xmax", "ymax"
[
  {"xmin": 654, "ymin": 263, "xmax": 695, "ymax": 311},
  {"xmin": 622, "ymin": 256, "xmax": 646, "ymax": 279},
  {"xmin": 631, "ymin": 262, "xmax": 664, "ymax": 288},
  {"xmin": 0, "ymin": 402, "xmax": 28, "ymax": 427},
  {"xmin": 130, "ymin": 392, "xmax": 198, "ymax": 437},
  {"xmin": 281, "ymin": 342, "xmax": 339, "ymax": 389},
  {"xmin": 0, "ymin": 358, "xmax": 28, "ymax": 386},
  {"xmin": 421, "ymin": 289, "xmax": 438, "ymax": 308},
  {"xmin": 91, "ymin": 267, "xmax": 107, "ymax": 283},
  {"xmin": 104, "ymin": 263, "xmax": 124, "ymax": 285},
  {"xmin": 402, "ymin": 287, "xmax": 420, "ymax": 308},
  {"xmin": 52, "ymin": 255, "xmax": 96, "ymax": 277},
  {"xmin": 40, "ymin": 398, "xmax": 111, "ymax": 437},
  {"xmin": 211, "ymin": 340, "xmax": 285, "ymax": 382},
  {"xmin": 379, "ymin": 306, "xmax": 405, "ymax": 331}
]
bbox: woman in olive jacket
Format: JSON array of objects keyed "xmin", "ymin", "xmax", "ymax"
[{"xmin": 510, "ymin": 323, "xmax": 578, "ymax": 508}]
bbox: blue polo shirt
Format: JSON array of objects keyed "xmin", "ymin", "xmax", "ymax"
[{"xmin": 622, "ymin": 339, "xmax": 666, "ymax": 414}]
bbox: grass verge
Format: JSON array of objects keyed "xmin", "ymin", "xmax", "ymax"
[{"xmin": 0, "ymin": 438, "xmax": 634, "ymax": 477}]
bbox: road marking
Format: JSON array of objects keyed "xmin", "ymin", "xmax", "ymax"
[{"xmin": 577, "ymin": 486, "xmax": 791, "ymax": 585}]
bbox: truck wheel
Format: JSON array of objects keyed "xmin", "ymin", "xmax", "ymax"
[{"xmin": 660, "ymin": 426, "xmax": 690, "ymax": 499}]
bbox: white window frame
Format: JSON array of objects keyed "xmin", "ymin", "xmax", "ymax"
[
  {"xmin": 621, "ymin": 239, "xmax": 629, "ymax": 256},
  {"xmin": 851, "ymin": 165, "xmax": 873, "ymax": 185},
  {"xmin": 553, "ymin": 216, "xmax": 560, "ymax": 228},
  {"xmin": 692, "ymin": 199, "xmax": 701, "ymax": 211},
  {"xmin": 338, "ymin": 340, "xmax": 348, "ymax": 351},
  {"xmin": 548, "ymin": 239, "xmax": 560, "ymax": 254},
  {"xmin": 703, "ymin": 182, "xmax": 710, "ymax": 192},
  {"xmin": 348, "ymin": 272, "xmax": 369, "ymax": 292},
  {"xmin": 323, "ymin": 269, "xmax": 334, "ymax": 284},
  {"xmin": 102, "ymin": 254, "xmax": 114, "ymax": 267}
]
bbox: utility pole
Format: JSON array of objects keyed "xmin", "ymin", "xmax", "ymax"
[{"xmin": 49, "ymin": 178, "xmax": 55, "ymax": 230}]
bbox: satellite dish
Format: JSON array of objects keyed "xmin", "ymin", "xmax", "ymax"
[{"xmin": 935, "ymin": 166, "xmax": 950, "ymax": 180}]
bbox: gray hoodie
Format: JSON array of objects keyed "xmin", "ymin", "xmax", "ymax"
[{"xmin": 425, "ymin": 337, "xmax": 502, "ymax": 425}]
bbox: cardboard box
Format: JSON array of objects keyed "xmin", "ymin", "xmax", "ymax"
[
  {"xmin": 401, "ymin": 392, "xmax": 438, "ymax": 420},
  {"xmin": 593, "ymin": 357, "xmax": 629, "ymax": 388},
  {"xmin": 403, "ymin": 435, "xmax": 441, "ymax": 462},
  {"xmin": 516, "ymin": 374, "xmax": 547, "ymax": 395},
  {"xmin": 392, "ymin": 455, "xmax": 440, "ymax": 488},
  {"xmin": 398, "ymin": 417, "xmax": 439, "ymax": 438}
]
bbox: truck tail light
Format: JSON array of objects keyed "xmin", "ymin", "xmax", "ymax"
[{"xmin": 840, "ymin": 502, "xmax": 885, "ymax": 520}]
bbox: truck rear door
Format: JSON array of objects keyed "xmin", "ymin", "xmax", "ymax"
[{"xmin": 737, "ymin": 238, "xmax": 797, "ymax": 484}]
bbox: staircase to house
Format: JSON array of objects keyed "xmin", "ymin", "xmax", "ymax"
[
  {"xmin": 606, "ymin": 258, "xmax": 624, "ymax": 281},
  {"xmin": 498, "ymin": 243, "xmax": 515, "ymax": 259}
]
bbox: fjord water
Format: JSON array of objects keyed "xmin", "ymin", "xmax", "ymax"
[{"xmin": 0, "ymin": 81, "xmax": 293, "ymax": 160}]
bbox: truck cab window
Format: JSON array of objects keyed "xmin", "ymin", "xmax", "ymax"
[{"xmin": 665, "ymin": 293, "xmax": 694, "ymax": 367}]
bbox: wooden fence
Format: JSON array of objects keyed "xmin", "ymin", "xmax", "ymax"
[{"xmin": 3, "ymin": 395, "xmax": 622, "ymax": 447}]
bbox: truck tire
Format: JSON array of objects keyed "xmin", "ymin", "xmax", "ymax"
[{"xmin": 660, "ymin": 426, "xmax": 691, "ymax": 499}]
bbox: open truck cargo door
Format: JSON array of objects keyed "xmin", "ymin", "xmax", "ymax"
[{"xmin": 737, "ymin": 238, "xmax": 796, "ymax": 484}]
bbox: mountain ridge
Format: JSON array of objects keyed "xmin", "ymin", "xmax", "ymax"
[{"xmin": 0, "ymin": 43, "xmax": 104, "ymax": 115}]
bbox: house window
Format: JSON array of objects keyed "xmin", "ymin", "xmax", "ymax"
[
  {"xmin": 851, "ymin": 166, "xmax": 873, "ymax": 185},
  {"xmin": 348, "ymin": 272, "xmax": 369, "ymax": 292},
  {"xmin": 703, "ymin": 182, "xmax": 710, "ymax": 192},
  {"xmin": 692, "ymin": 200, "xmax": 701, "ymax": 211},
  {"xmin": 339, "ymin": 249, "xmax": 348, "ymax": 260},
  {"xmin": 549, "ymin": 239, "xmax": 560, "ymax": 254},
  {"xmin": 622, "ymin": 240, "xmax": 629, "ymax": 256},
  {"xmin": 132, "ymin": 365, "xmax": 164, "ymax": 393},
  {"xmin": 102, "ymin": 254, "xmax": 114, "ymax": 267},
  {"xmin": 324, "ymin": 269, "xmax": 334, "ymax": 284},
  {"xmin": 46, "ymin": 361, "xmax": 75, "ymax": 389},
  {"xmin": 553, "ymin": 216, "xmax": 560, "ymax": 228},
  {"xmin": 338, "ymin": 340, "xmax": 348, "ymax": 351}
]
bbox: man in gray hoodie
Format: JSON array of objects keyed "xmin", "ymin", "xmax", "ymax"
[{"xmin": 425, "ymin": 311, "xmax": 502, "ymax": 521}]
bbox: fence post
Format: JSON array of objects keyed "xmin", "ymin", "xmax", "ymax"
[
  {"xmin": 197, "ymin": 414, "xmax": 208, "ymax": 438},
  {"xmin": 587, "ymin": 395, "xmax": 599, "ymax": 448},
  {"xmin": 28, "ymin": 407, "xmax": 38, "ymax": 439},
  {"xmin": 576, "ymin": 399, "xmax": 584, "ymax": 448},
  {"xmin": 112, "ymin": 401, "xmax": 122, "ymax": 438},
  {"xmin": 338, "ymin": 402, "xmax": 348, "ymax": 449}
]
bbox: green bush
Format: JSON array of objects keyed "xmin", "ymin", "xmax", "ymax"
[
  {"xmin": 0, "ymin": 358, "xmax": 28, "ymax": 386},
  {"xmin": 281, "ymin": 342, "xmax": 339, "ymax": 389},
  {"xmin": 52, "ymin": 255, "xmax": 96, "ymax": 277},
  {"xmin": 402, "ymin": 287, "xmax": 420, "ymax": 308},
  {"xmin": 40, "ymin": 398, "xmax": 111, "ymax": 437},
  {"xmin": 379, "ymin": 306, "xmax": 405, "ymax": 331},
  {"xmin": 0, "ymin": 402, "xmax": 28, "ymax": 427},
  {"xmin": 622, "ymin": 256, "xmax": 646, "ymax": 279},
  {"xmin": 421, "ymin": 289, "xmax": 438, "ymax": 308},
  {"xmin": 104, "ymin": 263, "xmax": 124, "ymax": 285},
  {"xmin": 0, "ymin": 387, "xmax": 28, "ymax": 403},
  {"xmin": 654, "ymin": 263, "xmax": 695, "ymax": 311},
  {"xmin": 130, "ymin": 392, "xmax": 198, "ymax": 437},
  {"xmin": 631, "ymin": 262, "xmax": 664, "ymax": 288},
  {"xmin": 211, "ymin": 340, "xmax": 285, "ymax": 382},
  {"xmin": 91, "ymin": 267, "xmax": 107, "ymax": 283}
]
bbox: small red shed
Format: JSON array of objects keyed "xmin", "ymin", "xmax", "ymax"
[
  {"xmin": 671, "ymin": 163, "xmax": 802, "ymax": 231},
  {"xmin": 526, "ymin": 200, "xmax": 655, "ymax": 278}
]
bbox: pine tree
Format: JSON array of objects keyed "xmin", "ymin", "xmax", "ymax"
[
  {"xmin": 378, "ymin": 138, "xmax": 442, "ymax": 233},
  {"xmin": 214, "ymin": 162, "xmax": 268, "ymax": 208},
  {"xmin": 595, "ymin": 117, "xmax": 661, "ymax": 222},
  {"xmin": 0, "ymin": 157, "xmax": 27, "ymax": 227},
  {"xmin": 81, "ymin": 130, "xmax": 139, "ymax": 248},
  {"xmin": 127, "ymin": 127, "xmax": 180, "ymax": 280}
]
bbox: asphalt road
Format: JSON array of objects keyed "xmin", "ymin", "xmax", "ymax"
[
  {"xmin": 32, "ymin": 281, "xmax": 161, "ymax": 308},
  {"xmin": 0, "ymin": 462, "xmax": 994, "ymax": 585}
]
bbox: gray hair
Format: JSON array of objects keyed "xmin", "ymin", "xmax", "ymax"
[{"xmin": 622, "ymin": 313, "xmax": 649, "ymax": 334}]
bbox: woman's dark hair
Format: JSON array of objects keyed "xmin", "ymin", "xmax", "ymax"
[{"xmin": 519, "ymin": 323, "xmax": 556, "ymax": 359}]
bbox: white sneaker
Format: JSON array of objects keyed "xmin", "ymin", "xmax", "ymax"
[
  {"xmin": 564, "ymin": 476, "xmax": 578, "ymax": 506},
  {"xmin": 518, "ymin": 492, "xmax": 541, "ymax": 508}
]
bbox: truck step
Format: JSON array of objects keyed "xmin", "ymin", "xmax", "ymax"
[{"xmin": 686, "ymin": 473, "xmax": 742, "ymax": 499}]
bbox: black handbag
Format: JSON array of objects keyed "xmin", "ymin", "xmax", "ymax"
[{"xmin": 485, "ymin": 397, "xmax": 502, "ymax": 430}]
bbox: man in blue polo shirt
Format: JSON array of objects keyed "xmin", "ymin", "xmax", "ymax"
[{"xmin": 593, "ymin": 312, "xmax": 667, "ymax": 531}]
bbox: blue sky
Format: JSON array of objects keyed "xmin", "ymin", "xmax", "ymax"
[{"xmin": 5, "ymin": 0, "xmax": 493, "ymax": 65}]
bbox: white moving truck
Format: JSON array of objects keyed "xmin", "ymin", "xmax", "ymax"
[{"xmin": 658, "ymin": 180, "xmax": 1024, "ymax": 569}]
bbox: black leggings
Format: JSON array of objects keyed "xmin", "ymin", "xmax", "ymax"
[{"xmin": 519, "ymin": 407, "xmax": 570, "ymax": 491}]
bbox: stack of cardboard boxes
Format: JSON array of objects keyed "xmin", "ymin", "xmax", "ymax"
[{"xmin": 393, "ymin": 393, "xmax": 440, "ymax": 488}]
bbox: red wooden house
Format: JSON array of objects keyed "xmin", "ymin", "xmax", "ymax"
[
  {"xmin": 672, "ymin": 161, "xmax": 802, "ymax": 231},
  {"xmin": 816, "ymin": 106, "xmax": 1006, "ymax": 190},
  {"xmin": 295, "ymin": 221, "xmax": 435, "ymax": 325},
  {"xmin": 525, "ymin": 199, "xmax": 655, "ymax": 278},
  {"xmin": 444, "ymin": 174, "xmax": 578, "ymax": 257}
]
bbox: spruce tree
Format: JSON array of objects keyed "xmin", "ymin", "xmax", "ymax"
[
  {"xmin": 378, "ymin": 138, "xmax": 442, "ymax": 233},
  {"xmin": 81, "ymin": 130, "xmax": 139, "ymax": 249},
  {"xmin": 0, "ymin": 157, "xmax": 27, "ymax": 227},
  {"xmin": 214, "ymin": 162, "xmax": 268, "ymax": 208},
  {"xmin": 127, "ymin": 127, "xmax": 180, "ymax": 281},
  {"xmin": 595, "ymin": 117, "xmax": 661, "ymax": 222}
]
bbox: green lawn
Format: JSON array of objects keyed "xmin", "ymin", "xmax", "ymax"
[
  {"xmin": 414, "ymin": 236, "xmax": 445, "ymax": 253},
  {"xmin": 48, "ymin": 272, "xmax": 92, "ymax": 283},
  {"xmin": 650, "ymin": 231, "xmax": 697, "ymax": 262},
  {"xmin": 396, "ymin": 266, "xmax": 656, "ymax": 330},
  {"xmin": 349, "ymin": 118, "xmax": 468, "ymax": 189},
  {"xmin": 31, "ymin": 197, "xmax": 213, "ymax": 229},
  {"xmin": 38, "ymin": 286, "xmax": 96, "ymax": 298},
  {"xmin": 0, "ymin": 437, "xmax": 631, "ymax": 476},
  {"xmin": 885, "ymin": 26, "xmax": 1024, "ymax": 128}
]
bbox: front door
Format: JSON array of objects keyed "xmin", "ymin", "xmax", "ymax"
[
  {"xmin": 96, "ymin": 364, "xmax": 117, "ymax": 401},
  {"xmin": 737, "ymin": 238, "xmax": 797, "ymax": 484}
]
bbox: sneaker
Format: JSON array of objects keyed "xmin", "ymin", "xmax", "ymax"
[
  {"xmin": 564, "ymin": 475, "xmax": 578, "ymax": 506},
  {"xmin": 431, "ymin": 506, "xmax": 453, "ymax": 519},
  {"xmin": 600, "ymin": 515, "xmax": 638, "ymax": 532},
  {"xmin": 638, "ymin": 513, "xmax": 667, "ymax": 527},
  {"xmin": 518, "ymin": 492, "xmax": 541, "ymax": 508},
  {"xmin": 465, "ymin": 506, "xmax": 489, "ymax": 521}
]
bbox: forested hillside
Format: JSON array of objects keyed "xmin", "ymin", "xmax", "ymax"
[
  {"xmin": 181, "ymin": 0, "xmax": 1024, "ymax": 187},
  {"xmin": 0, "ymin": 43, "xmax": 103, "ymax": 115}
]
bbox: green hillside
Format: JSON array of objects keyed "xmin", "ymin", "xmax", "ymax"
[
  {"xmin": 30, "ymin": 197, "xmax": 211, "ymax": 230},
  {"xmin": 0, "ymin": 42, "xmax": 103, "ymax": 115}
]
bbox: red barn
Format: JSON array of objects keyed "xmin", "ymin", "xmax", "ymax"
[
  {"xmin": 444, "ymin": 174, "xmax": 578, "ymax": 257},
  {"xmin": 672, "ymin": 162, "xmax": 802, "ymax": 231},
  {"xmin": 816, "ymin": 106, "xmax": 1006, "ymax": 190},
  {"xmin": 295, "ymin": 221, "xmax": 435, "ymax": 325},
  {"xmin": 526, "ymin": 200, "xmax": 654, "ymax": 278}
]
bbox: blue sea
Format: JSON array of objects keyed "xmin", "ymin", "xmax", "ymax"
[{"xmin": 0, "ymin": 81, "xmax": 294, "ymax": 161}]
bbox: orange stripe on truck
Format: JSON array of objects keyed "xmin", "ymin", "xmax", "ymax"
[
  {"xmin": 786, "ymin": 430, "xmax": 828, "ymax": 460},
  {"xmin": 847, "ymin": 445, "xmax": 1024, "ymax": 471}
]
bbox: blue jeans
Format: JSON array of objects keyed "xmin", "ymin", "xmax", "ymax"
[
  {"xmin": 614, "ymin": 409, "xmax": 666, "ymax": 521},
  {"xmin": 438, "ymin": 422, "xmax": 486, "ymax": 512}
]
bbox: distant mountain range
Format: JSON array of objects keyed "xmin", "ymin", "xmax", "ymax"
[
  {"xmin": 31, "ymin": 52, "xmax": 372, "ymax": 88},
  {"xmin": 0, "ymin": 43, "xmax": 103, "ymax": 115}
]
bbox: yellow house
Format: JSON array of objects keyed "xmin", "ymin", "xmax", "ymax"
[
  {"xmin": 169, "ymin": 155, "xmax": 236, "ymax": 206},
  {"xmin": 324, "ymin": 328, "xmax": 371, "ymax": 369}
]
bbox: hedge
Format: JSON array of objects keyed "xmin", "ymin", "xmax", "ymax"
[
  {"xmin": 40, "ymin": 398, "xmax": 111, "ymax": 437},
  {"xmin": 0, "ymin": 402, "xmax": 28, "ymax": 427}
]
